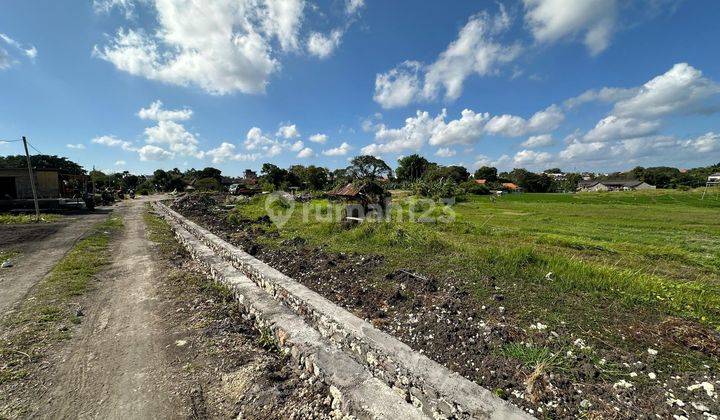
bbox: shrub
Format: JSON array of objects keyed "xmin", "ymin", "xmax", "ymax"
[
  {"xmin": 412, "ymin": 178, "xmax": 462, "ymax": 199},
  {"xmin": 459, "ymin": 181, "xmax": 490, "ymax": 195},
  {"xmin": 195, "ymin": 177, "xmax": 221, "ymax": 191}
]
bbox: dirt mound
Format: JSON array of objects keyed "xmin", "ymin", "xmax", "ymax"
[
  {"xmin": 659, "ymin": 317, "xmax": 720, "ymax": 357},
  {"xmin": 172, "ymin": 193, "xmax": 220, "ymax": 216}
]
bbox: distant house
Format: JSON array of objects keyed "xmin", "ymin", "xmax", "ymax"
[
  {"xmin": 544, "ymin": 172, "xmax": 566, "ymax": 181},
  {"xmin": 0, "ymin": 168, "xmax": 91, "ymax": 209},
  {"xmin": 474, "ymin": 179, "xmax": 487, "ymax": 185},
  {"xmin": 577, "ymin": 180, "xmax": 656, "ymax": 192},
  {"xmin": 502, "ymin": 182, "xmax": 522, "ymax": 192},
  {"xmin": 708, "ymin": 173, "xmax": 720, "ymax": 183}
]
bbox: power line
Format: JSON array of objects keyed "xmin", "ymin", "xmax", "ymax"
[
  {"xmin": 26, "ymin": 140, "xmax": 43, "ymax": 155},
  {"xmin": 0, "ymin": 139, "xmax": 22, "ymax": 143}
]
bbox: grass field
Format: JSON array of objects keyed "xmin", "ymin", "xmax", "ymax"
[
  {"xmin": 211, "ymin": 188, "xmax": 720, "ymax": 414},
  {"xmin": 234, "ymin": 188, "xmax": 720, "ymax": 338}
]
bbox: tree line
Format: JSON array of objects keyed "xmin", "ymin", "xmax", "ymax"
[{"xmin": 2, "ymin": 153, "xmax": 718, "ymax": 195}]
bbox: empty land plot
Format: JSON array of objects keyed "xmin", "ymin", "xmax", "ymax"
[{"xmin": 172, "ymin": 189, "xmax": 720, "ymax": 418}]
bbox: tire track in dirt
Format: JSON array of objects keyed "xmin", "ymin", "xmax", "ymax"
[
  {"xmin": 0, "ymin": 211, "xmax": 110, "ymax": 315},
  {"xmin": 35, "ymin": 198, "xmax": 183, "ymax": 419}
]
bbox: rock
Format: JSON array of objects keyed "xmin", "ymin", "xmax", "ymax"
[{"xmin": 1, "ymin": 260, "xmax": 13, "ymax": 268}]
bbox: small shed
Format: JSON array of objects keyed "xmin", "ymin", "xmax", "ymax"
[
  {"xmin": 0, "ymin": 168, "xmax": 61, "ymax": 199},
  {"xmin": 327, "ymin": 181, "xmax": 390, "ymax": 219}
]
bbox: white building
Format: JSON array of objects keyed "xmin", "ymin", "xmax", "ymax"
[{"xmin": 577, "ymin": 180, "xmax": 656, "ymax": 192}]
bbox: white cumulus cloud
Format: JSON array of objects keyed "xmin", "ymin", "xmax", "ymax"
[
  {"xmin": 289, "ymin": 140, "xmax": 305, "ymax": 152},
  {"xmin": 94, "ymin": 1, "xmax": 302, "ymax": 95},
  {"xmin": 322, "ymin": 142, "xmax": 352, "ymax": 156},
  {"xmin": 138, "ymin": 100, "xmax": 192, "ymax": 121},
  {"xmin": 435, "ymin": 147, "xmax": 456, "ymax": 158},
  {"xmin": 297, "ymin": 147, "xmax": 314, "ymax": 158},
  {"xmin": 373, "ymin": 8, "xmax": 521, "ymax": 108},
  {"xmin": 144, "ymin": 120, "xmax": 203, "ymax": 158},
  {"xmin": 373, "ymin": 61, "xmax": 425, "ymax": 109},
  {"xmin": 309, "ymin": 133, "xmax": 328, "ymax": 143},
  {"xmin": 91, "ymin": 135, "xmax": 136, "ymax": 151},
  {"xmin": 523, "ymin": 0, "xmax": 617, "ymax": 55},
  {"xmin": 484, "ymin": 105, "xmax": 564, "ymax": 137},
  {"xmin": 513, "ymin": 149, "xmax": 552, "ymax": 166},
  {"xmin": 346, "ymin": 0, "xmax": 364, "ymax": 15},
  {"xmin": 583, "ymin": 115, "xmax": 660, "ymax": 142},
  {"xmin": 612, "ymin": 63, "xmax": 720, "ymax": 119},
  {"xmin": 138, "ymin": 144, "xmax": 173, "ymax": 161},
  {"xmin": 430, "ymin": 109, "xmax": 489, "ymax": 146},
  {"xmin": 277, "ymin": 124, "xmax": 300, "ymax": 139},
  {"xmin": 66, "ymin": 143, "xmax": 86, "ymax": 150},
  {"xmin": 205, "ymin": 142, "xmax": 259, "ymax": 163},
  {"xmin": 521, "ymin": 134, "xmax": 554, "ymax": 148},
  {"xmin": 94, "ymin": 0, "xmax": 364, "ymax": 95},
  {"xmin": 362, "ymin": 103, "xmax": 563, "ymax": 154},
  {"xmin": 307, "ymin": 30, "xmax": 343, "ymax": 59}
]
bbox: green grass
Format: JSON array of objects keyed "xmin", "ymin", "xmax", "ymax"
[
  {"xmin": 0, "ymin": 213, "xmax": 61, "ymax": 224},
  {"xmin": 228, "ymin": 189, "xmax": 720, "ymax": 335},
  {"xmin": 500, "ymin": 343, "xmax": 558, "ymax": 368},
  {"xmin": 0, "ymin": 250, "xmax": 20, "ymax": 263},
  {"xmin": 144, "ymin": 206, "xmax": 236, "ymax": 304},
  {"xmin": 0, "ymin": 215, "xmax": 122, "ymax": 385}
]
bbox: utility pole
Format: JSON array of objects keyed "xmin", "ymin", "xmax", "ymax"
[{"xmin": 22, "ymin": 136, "xmax": 40, "ymax": 222}]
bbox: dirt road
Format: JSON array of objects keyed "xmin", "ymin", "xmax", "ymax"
[
  {"xmin": 36, "ymin": 198, "xmax": 184, "ymax": 419},
  {"xmin": 0, "ymin": 210, "xmax": 110, "ymax": 315},
  {"xmin": 1, "ymin": 197, "xmax": 331, "ymax": 419}
]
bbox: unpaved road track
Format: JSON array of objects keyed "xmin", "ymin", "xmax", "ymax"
[
  {"xmin": 0, "ymin": 209, "xmax": 110, "ymax": 314},
  {"xmin": 36, "ymin": 197, "xmax": 184, "ymax": 419}
]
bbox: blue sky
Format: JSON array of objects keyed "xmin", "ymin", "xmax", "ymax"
[{"xmin": 1, "ymin": 0, "xmax": 719, "ymax": 175}]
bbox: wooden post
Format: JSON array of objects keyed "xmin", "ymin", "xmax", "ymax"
[{"xmin": 22, "ymin": 136, "xmax": 40, "ymax": 222}]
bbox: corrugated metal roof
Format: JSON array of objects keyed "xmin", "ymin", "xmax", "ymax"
[{"xmin": 328, "ymin": 183, "xmax": 361, "ymax": 197}]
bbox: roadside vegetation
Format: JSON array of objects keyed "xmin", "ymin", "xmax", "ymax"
[
  {"xmin": 143, "ymin": 206, "xmax": 332, "ymax": 418},
  {"xmin": 0, "ymin": 213, "xmax": 61, "ymax": 224},
  {"xmin": 0, "ymin": 216, "xmax": 121, "ymax": 386}
]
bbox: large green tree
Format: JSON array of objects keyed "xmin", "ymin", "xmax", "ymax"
[
  {"xmin": 396, "ymin": 154, "xmax": 432, "ymax": 182},
  {"xmin": 261, "ymin": 163, "xmax": 289, "ymax": 188},
  {"xmin": 0, "ymin": 154, "xmax": 85, "ymax": 174},
  {"xmin": 302, "ymin": 165, "xmax": 330, "ymax": 190},
  {"xmin": 425, "ymin": 165, "xmax": 470, "ymax": 183},
  {"xmin": 505, "ymin": 168, "xmax": 553, "ymax": 192},
  {"xmin": 347, "ymin": 155, "xmax": 392, "ymax": 180},
  {"xmin": 473, "ymin": 166, "xmax": 497, "ymax": 182}
]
